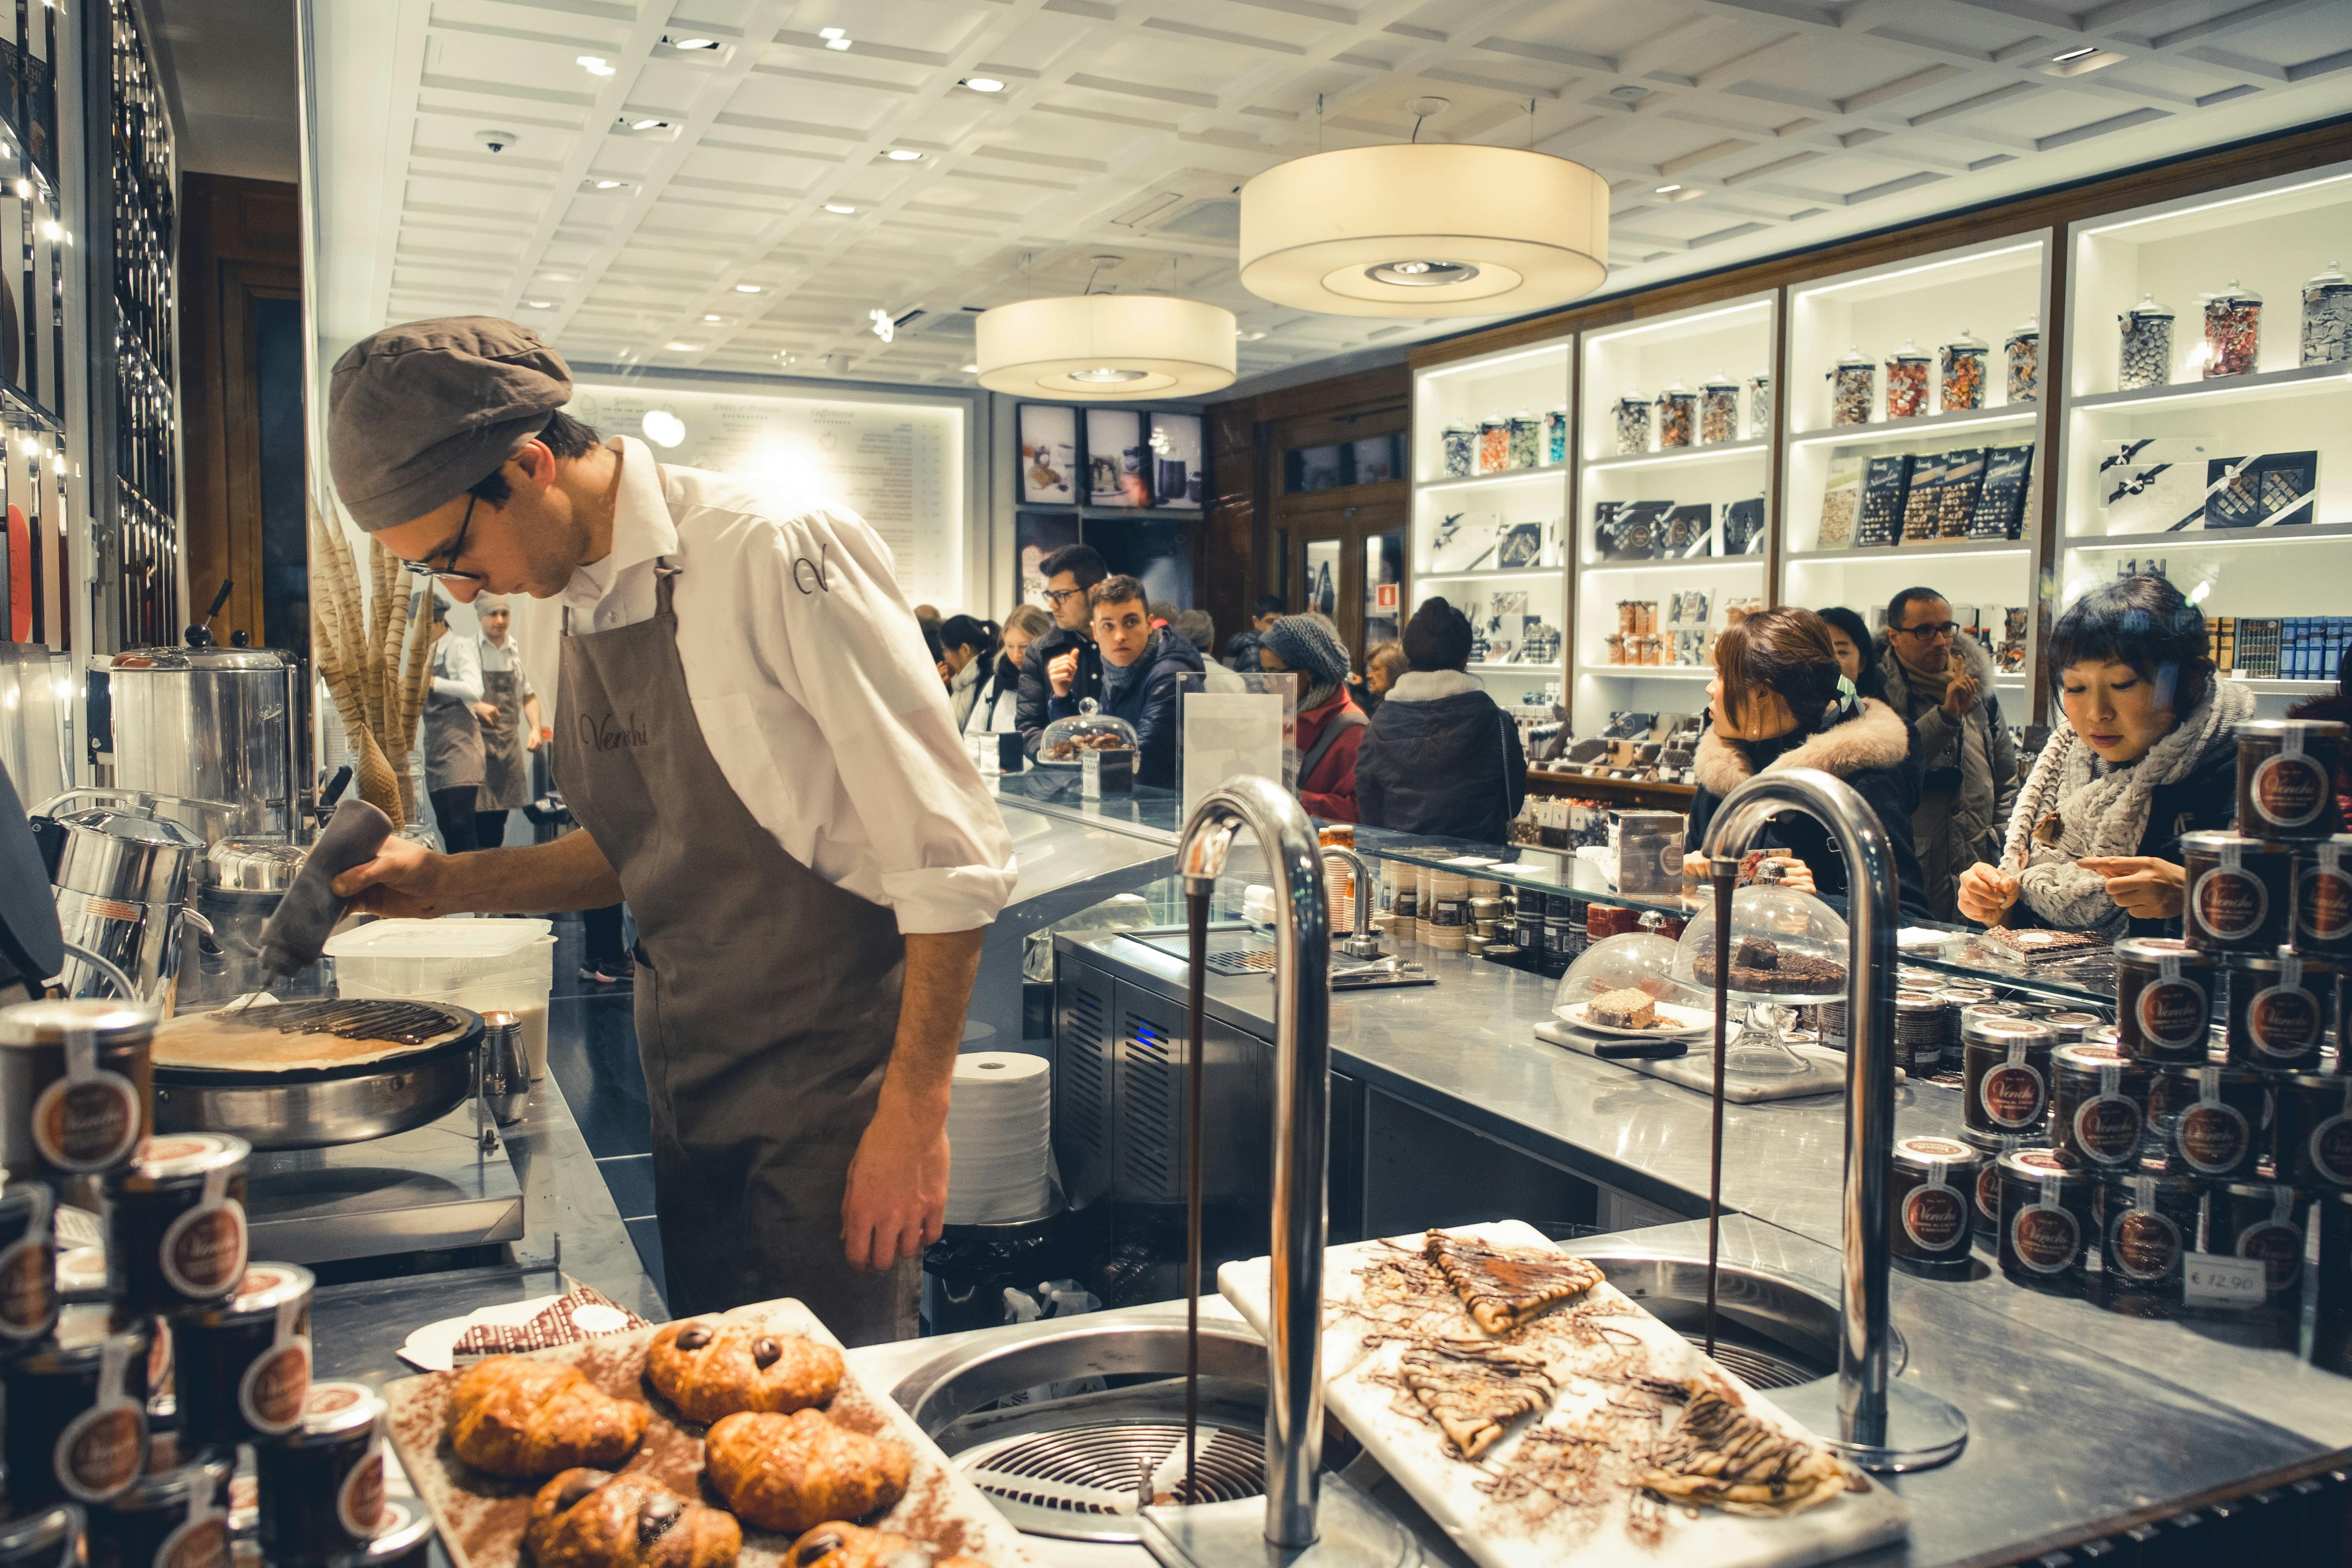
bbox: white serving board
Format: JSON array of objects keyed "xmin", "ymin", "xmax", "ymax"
[
  {"xmin": 383, "ymin": 1297, "xmax": 1034, "ymax": 1568},
  {"xmin": 1533, "ymin": 1021, "xmax": 1905, "ymax": 1104},
  {"xmin": 1219, "ymin": 1223, "xmax": 1908, "ymax": 1568}
]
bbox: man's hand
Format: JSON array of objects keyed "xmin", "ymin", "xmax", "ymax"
[
  {"xmin": 473, "ymin": 701, "xmax": 501, "ymax": 724},
  {"xmin": 2079, "ymin": 856, "xmax": 2186, "ymax": 920},
  {"xmin": 1762, "ymin": 854, "xmax": 1814, "ymax": 893},
  {"xmin": 1957, "ymin": 862, "xmax": 2021, "ymax": 925},
  {"xmin": 1941, "ymin": 675, "xmax": 1981, "ymax": 720},
  {"xmin": 331, "ymin": 834, "xmax": 462, "ymax": 919},
  {"xmin": 1047, "ymin": 648, "xmax": 1079, "ymax": 698},
  {"xmin": 525, "ymin": 728, "xmax": 543, "ymax": 753},
  {"xmin": 840, "ymin": 1092, "xmax": 949, "ymax": 1271}
]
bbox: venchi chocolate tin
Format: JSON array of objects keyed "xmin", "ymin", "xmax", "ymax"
[
  {"xmin": 2297, "ymin": 836, "xmax": 2352, "ymax": 957},
  {"xmin": 2182, "ymin": 833, "xmax": 2295, "ymax": 954},
  {"xmin": 1962, "ymin": 1014, "xmax": 2057, "ymax": 1148},
  {"xmin": 2112, "ymin": 938, "xmax": 2213, "ymax": 1062},
  {"xmin": 256, "ymin": 1382, "xmax": 387, "ymax": 1567},
  {"xmin": 1997, "ymin": 1148, "xmax": 2094, "ymax": 1282},
  {"xmin": 2272, "ymin": 1072, "xmax": 2352, "ymax": 1189},
  {"xmin": 2198, "ymin": 1181, "xmax": 2307, "ymax": 1305},
  {"xmin": 0, "ymin": 1508, "xmax": 81, "ymax": 1568},
  {"xmin": 2050, "ymin": 1043, "xmax": 2150, "ymax": 1171},
  {"xmin": 2224, "ymin": 949, "xmax": 2336, "ymax": 1070},
  {"xmin": 1975, "ymin": 1133, "xmax": 2032, "ymax": 1238},
  {"xmin": 171, "ymin": 1264, "xmax": 314, "ymax": 1446},
  {"xmin": 85, "ymin": 1449, "xmax": 234, "ymax": 1568},
  {"xmin": 0, "ymin": 1179, "xmax": 57, "ymax": 1348},
  {"xmin": 0, "ymin": 1305, "xmax": 152, "ymax": 1509},
  {"xmin": 2096, "ymin": 1172, "xmax": 2199, "ymax": 1289},
  {"xmin": 2152, "ymin": 1063, "xmax": 2271, "ymax": 1179},
  {"xmin": 1890, "ymin": 1136, "xmax": 1982, "ymax": 1268},
  {"xmin": 0, "ymin": 1001, "xmax": 157, "ymax": 1184},
  {"xmin": 2235, "ymin": 719, "xmax": 2348, "ymax": 840},
  {"xmin": 102, "ymin": 1135, "xmax": 251, "ymax": 1314}
]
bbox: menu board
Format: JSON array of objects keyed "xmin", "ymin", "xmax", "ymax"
[{"xmin": 566, "ymin": 382, "xmax": 964, "ymax": 609}]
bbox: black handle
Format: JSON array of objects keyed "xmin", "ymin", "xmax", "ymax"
[
  {"xmin": 321, "ymin": 765, "xmax": 353, "ymax": 807},
  {"xmin": 1593, "ymin": 1037, "xmax": 1691, "ymax": 1060},
  {"xmin": 204, "ymin": 579, "xmax": 233, "ymax": 621}
]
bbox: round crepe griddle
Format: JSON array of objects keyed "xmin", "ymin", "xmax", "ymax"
[{"xmin": 154, "ymin": 999, "xmax": 480, "ymax": 1083}]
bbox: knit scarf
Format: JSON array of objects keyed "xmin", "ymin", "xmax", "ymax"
[
  {"xmin": 1997, "ymin": 678, "xmax": 2254, "ymax": 936},
  {"xmin": 1102, "ymin": 631, "xmax": 1158, "ymax": 704},
  {"xmin": 1891, "ymin": 640, "xmax": 1955, "ymax": 706},
  {"xmin": 1299, "ymin": 677, "xmax": 1342, "ymax": 716}
]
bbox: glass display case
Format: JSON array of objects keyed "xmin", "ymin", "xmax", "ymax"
[
  {"xmin": 1675, "ymin": 884, "xmax": 1851, "ymax": 1076},
  {"xmin": 1574, "ymin": 294, "xmax": 1773, "ymax": 735},
  {"xmin": 1411, "ymin": 342, "xmax": 1570, "ymax": 710},
  {"xmin": 1036, "ymin": 701, "xmax": 1138, "ymax": 766},
  {"xmin": 2060, "ymin": 159, "xmax": 2352, "ymax": 716}
]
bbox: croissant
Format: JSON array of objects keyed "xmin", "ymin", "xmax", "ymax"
[
  {"xmin": 525, "ymin": 1469, "xmax": 741, "ymax": 1568},
  {"xmin": 447, "ymin": 1356, "xmax": 650, "ymax": 1478},
  {"xmin": 785, "ymin": 1521, "xmax": 991, "ymax": 1568},
  {"xmin": 645, "ymin": 1318, "xmax": 843, "ymax": 1425},
  {"xmin": 703, "ymin": 1410, "xmax": 910, "ymax": 1537}
]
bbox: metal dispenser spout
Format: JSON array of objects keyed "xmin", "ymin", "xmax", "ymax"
[{"xmin": 1699, "ymin": 765, "xmax": 1968, "ymax": 1473}]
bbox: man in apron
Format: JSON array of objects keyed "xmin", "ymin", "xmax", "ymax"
[
  {"xmin": 320, "ymin": 319, "xmax": 1016, "ymax": 1343},
  {"xmin": 470, "ymin": 594, "xmax": 542, "ymax": 849},
  {"xmin": 424, "ymin": 593, "xmax": 488, "ymax": 854}
]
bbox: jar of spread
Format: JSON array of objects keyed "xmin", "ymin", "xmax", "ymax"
[
  {"xmin": 1889, "ymin": 1136, "xmax": 1982, "ymax": 1268},
  {"xmin": 2097, "ymin": 1171, "xmax": 2198, "ymax": 1290},
  {"xmin": 2081, "ymin": 1022, "xmax": 2122, "ymax": 1050},
  {"xmin": 103, "ymin": 1135, "xmax": 251, "ymax": 1314},
  {"xmin": 171, "ymin": 1264, "xmax": 314, "ymax": 1447},
  {"xmin": 1891, "ymin": 992, "xmax": 1948, "ymax": 1074},
  {"xmin": 2050, "ymin": 1043, "xmax": 2151, "ymax": 1170},
  {"xmin": 2198, "ymin": 1181, "xmax": 2306, "ymax": 1304},
  {"xmin": 0, "ymin": 1506, "xmax": 80, "ymax": 1568},
  {"xmin": 256, "ymin": 1382, "xmax": 387, "ymax": 1567},
  {"xmin": 327, "ymin": 1496, "xmax": 436, "ymax": 1568},
  {"xmin": 2315, "ymin": 1187, "xmax": 2352, "ymax": 1319},
  {"xmin": 86, "ymin": 1450, "xmax": 233, "ymax": 1568},
  {"xmin": 2235, "ymin": 719, "xmax": 2348, "ymax": 840},
  {"xmin": 0, "ymin": 1001, "xmax": 158, "ymax": 1185},
  {"xmin": 2182, "ymin": 834, "xmax": 2295, "ymax": 954},
  {"xmin": 2271, "ymin": 1072, "xmax": 2352, "ymax": 1189},
  {"xmin": 2297, "ymin": 836, "xmax": 2352, "ymax": 958},
  {"xmin": 1, "ymin": 1305, "xmax": 152, "ymax": 1509},
  {"xmin": 1996, "ymin": 1148, "xmax": 2094, "ymax": 1283},
  {"xmin": 1975, "ymin": 1134, "xmax": 2031, "ymax": 1238},
  {"xmin": 2041, "ymin": 1012, "xmax": 2105, "ymax": 1044},
  {"xmin": 2152, "ymin": 1063, "xmax": 2270, "ymax": 1179},
  {"xmin": 2112, "ymin": 938, "xmax": 2214, "ymax": 1061},
  {"xmin": 0, "ymin": 1178, "xmax": 57, "ymax": 1348},
  {"xmin": 2224, "ymin": 949, "xmax": 2336, "ymax": 1070},
  {"xmin": 1962, "ymin": 1015, "xmax": 2057, "ymax": 1148}
]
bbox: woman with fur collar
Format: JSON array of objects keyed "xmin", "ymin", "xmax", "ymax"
[
  {"xmin": 1959, "ymin": 575, "xmax": 2249, "ymax": 940},
  {"xmin": 1684, "ymin": 606, "xmax": 1930, "ymax": 918}
]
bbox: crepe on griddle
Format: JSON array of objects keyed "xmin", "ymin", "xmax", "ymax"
[
  {"xmin": 1398, "ymin": 1339, "xmax": 1561, "ymax": 1459},
  {"xmin": 154, "ymin": 1001, "xmax": 469, "ymax": 1074},
  {"xmin": 1424, "ymin": 1231, "xmax": 1604, "ymax": 1335},
  {"xmin": 1636, "ymin": 1379, "xmax": 1855, "ymax": 1517}
]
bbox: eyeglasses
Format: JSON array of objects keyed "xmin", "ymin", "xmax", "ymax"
[
  {"xmin": 1895, "ymin": 621, "xmax": 1959, "ymax": 640},
  {"xmin": 1042, "ymin": 586, "xmax": 1084, "ymax": 607},
  {"xmin": 398, "ymin": 494, "xmax": 488, "ymax": 584}
]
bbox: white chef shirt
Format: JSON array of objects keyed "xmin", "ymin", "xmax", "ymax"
[
  {"xmin": 476, "ymin": 634, "xmax": 537, "ymax": 701},
  {"xmin": 557, "ymin": 436, "xmax": 1017, "ymax": 936},
  {"xmin": 430, "ymin": 631, "xmax": 483, "ymax": 702}
]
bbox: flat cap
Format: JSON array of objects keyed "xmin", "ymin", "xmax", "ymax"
[{"xmin": 327, "ymin": 317, "xmax": 572, "ymax": 532}]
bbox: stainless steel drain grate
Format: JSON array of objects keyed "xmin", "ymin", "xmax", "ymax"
[
  {"xmin": 960, "ymin": 1423, "xmax": 1264, "ymax": 1514},
  {"xmin": 1683, "ymin": 1334, "xmax": 1813, "ymax": 1391},
  {"xmin": 1204, "ymin": 944, "xmax": 1276, "ymax": 975}
]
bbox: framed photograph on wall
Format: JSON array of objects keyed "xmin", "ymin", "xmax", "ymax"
[
  {"xmin": 1147, "ymin": 412, "xmax": 1205, "ymax": 508},
  {"xmin": 1016, "ymin": 510, "xmax": 1083, "ymax": 609},
  {"xmin": 1084, "ymin": 409, "xmax": 1148, "ymax": 508},
  {"xmin": 1018, "ymin": 405, "xmax": 1079, "ymax": 505}
]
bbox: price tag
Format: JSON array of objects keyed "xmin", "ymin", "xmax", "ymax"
[{"xmin": 2182, "ymin": 1251, "xmax": 2267, "ymax": 1311}]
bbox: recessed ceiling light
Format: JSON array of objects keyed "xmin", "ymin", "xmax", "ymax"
[
  {"xmin": 703, "ymin": 313, "xmax": 722, "ymax": 322},
  {"xmin": 735, "ymin": 283, "xmax": 763, "ymax": 293},
  {"xmin": 665, "ymin": 341, "xmax": 701, "ymax": 352},
  {"xmin": 1237, "ymin": 329, "xmax": 1267, "ymax": 341},
  {"xmin": 823, "ymin": 202, "xmax": 856, "ymax": 214},
  {"xmin": 963, "ymin": 77, "xmax": 1005, "ymax": 93},
  {"xmin": 631, "ymin": 118, "xmax": 665, "ymax": 131},
  {"xmin": 885, "ymin": 149, "xmax": 922, "ymax": 161},
  {"xmin": 672, "ymin": 36, "xmax": 718, "ymax": 50},
  {"xmin": 594, "ymin": 179, "xmax": 624, "ymax": 190},
  {"xmin": 824, "ymin": 37, "xmax": 851, "ymax": 50},
  {"xmin": 576, "ymin": 54, "xmax": 614, "ymax": 76},
  {"xmin": 523, "ymin": 299, "xmax": 554, "ymax": 309},
  {"xmin": 818, "ymin": 26, "xmax": 846, "ymax": 39},
  {"xmin": 1655, "ymin": 184, "xmax": 1681, "ymax": 194},
  {"xmin": 2051, "ymin": 45, "xmax": 2097, "ymax": 62},
  {"xmin": 1069, "ymin": 366, "xmax": 1148, "ymax": 384},
  {"xmin": 961, "ymin": 362, "xmax": 979, "ymax": 373},
  {"xmin": 1610, "ymin": 85, "xmax": 1648, "ymax": 100}
]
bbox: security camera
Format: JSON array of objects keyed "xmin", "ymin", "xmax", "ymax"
[{"xmin": 475, "ymin": 128, "xmax": 520, "ymax": 154}]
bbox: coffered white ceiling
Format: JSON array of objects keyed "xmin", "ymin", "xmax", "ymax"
[{"xmin": 310, "ymin": 0, "xmax": 2352, "ymax": 393}]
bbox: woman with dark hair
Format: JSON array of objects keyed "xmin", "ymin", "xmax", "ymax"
[
  {"xmin": 1814, "ymin": 606, "xmax": 1888, "ymax": 703},
  {"xmin": 965, "ymin": 605, "xmax": 1049, "ymax": 735},
  {"xmin": 939, "ymin": 613, "xmax": 1001, "ymax": 730},
  {"xmin": 1959, "ymin": 574, "xmax": 2250, "ymax": 938},
  {"xmin": 1685, "ymin": 606, "xmax": 1928, "ymax": 916}
]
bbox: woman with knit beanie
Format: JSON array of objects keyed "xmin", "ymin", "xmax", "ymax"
[{"xmin": 1257, "ymin": 612, "xmax": 1364, "ymax": 821}]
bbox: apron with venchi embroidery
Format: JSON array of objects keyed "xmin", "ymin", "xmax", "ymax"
[{"xmin": 557, "ymin": 559, "xmax": 915, "ymax": 1342}]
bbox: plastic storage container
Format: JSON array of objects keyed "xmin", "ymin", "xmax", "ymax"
[{"xmin": 325, "ymin": 918, "xmax": 557, "ymax": 1079}]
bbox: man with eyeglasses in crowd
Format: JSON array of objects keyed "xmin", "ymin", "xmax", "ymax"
[
  {"xmin": 1015, "ymin": 543, "xmax": 1107, "ymax": 758},
  {"xmin": 1876, "ymin": 586, "xmax": 2018, "ymax": 921},
  {"xmin": 316, "ymin": 319, "xmax": 1014, "ymax": 1346}
]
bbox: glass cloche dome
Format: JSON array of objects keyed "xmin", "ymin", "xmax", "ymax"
[
  {"xmin": 1554, "ymin": 921, "xmax": 1710, "ymax": 1027},
  {"xmin": 1037, "ymin": 699, "xmax": 1138, "ymax": 765},
  {"xmin": 1673, "ymin": 884, "xmax": 1850, "ymax": 1076}
]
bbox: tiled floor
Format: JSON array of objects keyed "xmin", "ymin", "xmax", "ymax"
[{"xmin": 541, "ymin": 916, "xmax": 664, "ymax": 1296}]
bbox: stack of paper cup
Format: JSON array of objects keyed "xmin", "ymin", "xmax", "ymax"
[{"xmin": 944, "ymin": 1052, "xmax": 1053, "ymax": 1226}]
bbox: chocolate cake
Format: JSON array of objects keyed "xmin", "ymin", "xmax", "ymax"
[{"xmin": 1694, "ymin": 946, "xmax": 1847, "ymax": 995}]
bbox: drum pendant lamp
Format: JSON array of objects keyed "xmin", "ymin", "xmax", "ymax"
[
  {"xmin": 974, "ymin": 294, "xmax": 1236, "ymax": 398},
  {"xmin": 1238, "ymin": 143, "xmax": 1610, "ymax": 317}
]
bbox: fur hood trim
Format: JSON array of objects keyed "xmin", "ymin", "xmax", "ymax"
[
  {"xmin": 1693, "ymin": 697, "xmax": 1910, "ymax": 796},
  {"xmin": 1385, "ymin": 669, "xmax": 1482, "ymax": 703},
  {"xmin": 1875, "ymin": 625, "xmax": 1995, "ymax": 690}
]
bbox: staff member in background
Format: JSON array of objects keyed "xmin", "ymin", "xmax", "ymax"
[
  {"xmin": 425, "ymin": 591, "xmax": 488, "ymax": 854},
  {"xmin": 1257, "ymin": 612, "xmax": 1363, "ymax": 822},
  {"xmin": 1017, "ymin": 544, "xmax": 1107, "ymax": 755},
  {"xmin": 1046, "ymin": 574, "xmax": 1201, "ymax": 787},
  {"xmin": 471, "ymin": 593, "xmax": 544, "ymax": 850},
  {"xmin": 322, "ymin": 319, "xmax": 1016, "ymax": 1344}
]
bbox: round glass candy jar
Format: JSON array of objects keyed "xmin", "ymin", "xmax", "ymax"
[
  {"xmin": 2050, "ymin": 1042, "xmax": 2150, "ymax": 1171},
  {"xmin": 1889, "ymin": 1135, "xmax": 1982, "ymax": 1269},
  {"xmin": 2003, "ymin": 317, "xmax": 2040, "ymax": 403},
  {"xmin": 1743, "ymin": 375, "xmax": 1771, "ymax": 439},
  {"xmin": 1440, "ymin": 424, "xmax": 1475, "ymax": 479},
  {"xmin": 1613, "ymin": 391, "xmax": 1653, "ymax": 455},
  {"xmin": 1657, "ymin": 381, "xmax": 1696, "ymax": 448},
  {"xmin": 1543, "ymin": 407, "xmax": 1568, "ymax": 466},
  {"xmin": 2117, "ymin": 295, "xmax": 2174, "ymax": 390},
  {"xmin": 1828, "ymin": 348, "xmax": 1873, "ymax": 426},
  {"xmin": 1962, "ymin": 1014, "xmax": 2057, "ymax": 1149},
  {"xmin": 2302, "ymin": 261, "xmax": 2352, "ymax": 367},
  {"xmin": 1506, "ymin": 411, "xmax": 1542, "ymax": 470},
  {"xmin": 2203, "ymin": 280, "xmax": 2261, "ymax": 378},
  {"xmin": 2180, "ymin": 832, "xmax": 2293, "ymax": 955},
  {"xmin": 1884, "ymin": 341, "xmax": 1930, "ymax": 419},
  {"xmin": 1476, "ymin": 416, "xmax": 1509, "ymax": 473},
  {"xmin": 2151, "ymin": 1063, "xmax": 2270, "ymax": 1180},
  {"xmin": 1996, "ymin": 1148, "xmax": 2094, "ymax": 1284},
  {"xmin": 2223, "ymin": 949, "xmax": 2335, "ymax": 1071},
  {"xmin": 1699, "ymin": 373, "xmax": 1739, "ymax": 444},
  {"xmin": 1939, "ymin": 330, "xmax": 1987, "ymax": 412},
  {"xmin": 2112, "ymin": 937, "xmax": 2213, "ymax": 1061}
]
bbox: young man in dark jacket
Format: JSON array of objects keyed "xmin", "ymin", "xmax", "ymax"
[
  {"xmin": 1223, "ymin": 595, "xmax": 1285, "ymax": 673},
  {"xmin": 1356, "ymin": 598, "xmax": 1528, "ymax": 843},
  {"xmin": 1018, "ymin": 543, "xmax": 1107, "ymax": 756},
  {"xmin": 1045, "ymin": 575, "xmax": 1204, "ymax": 788}
]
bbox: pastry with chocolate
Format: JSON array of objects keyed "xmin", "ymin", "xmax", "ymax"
[
  {"xmin": 703, "ymin": 1410, "xmax": 910, "ymax": 1537},
  {"xmin": 525, "ymin": 1468, "xmax": 741, "ymax": 1568},
  {"xmin": 1422, "ymin": 1230, "xmax": 1603, "ymax": 1334},
  {"xmin": 786, "ymin": 1522, "xmax": 992, "ymax": 1568},
  {"xmin": 645, "ymin": 1317, "xmax": 843, "ymax": 1425},
  {"xmin": 445, "ymin": 1357, "xmax": 650, "ymax": 1479}
]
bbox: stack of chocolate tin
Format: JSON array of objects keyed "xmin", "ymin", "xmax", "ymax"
[{"xmin": 0, "ymin": 998, "xmax": 432, "ymax": 1566}]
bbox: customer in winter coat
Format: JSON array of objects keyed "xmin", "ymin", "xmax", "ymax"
[
  {"xmin": 1686, "ymin": 606, "xmax": 1930, "ymax": 918},
  {"xmin": 2285, "ymin": 642, "xmax": 2352, "ymax": 829},
  {"xmin": 1357, "ymin": 599, "xmax": 1527, "ymax": 843},
  {"xmin": 1045, "ymin": 575, "xmax": 1203, "ymax": 788},
  {"xmin": 1224, "ymin": 595, "xmax": 1285, "ymax": 673},
  {"xmin": 1876, "ymin": 587, "xmax": 2019, "ymax": 921},
  {"xmin": 1019, "ymin": 543, "xmax": 1109, "ymax": 756},
  {"xmin": 1257, "ymin": 612, "xmax": 1363, "ymax": 821},
  {"xmin": 965, "ymin": 605, "xmax": 1050, "ymax": 737},
  {"xmin": 1960, "ymin": 574, "xmax": 2250, "ymax": 941}
]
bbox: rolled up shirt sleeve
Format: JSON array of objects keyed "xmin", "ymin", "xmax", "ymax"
[
  {"xmin": 728, "ymin": 505, "xmax": 1018, "ymax": 934},
  {"xmin": 431, "ymin": 635, "xmax": 483, "ymax": 702}
]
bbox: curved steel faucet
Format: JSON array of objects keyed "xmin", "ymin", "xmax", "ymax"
[
  {"xmin": 1700, "ymin": 764, "xmax": 1967, "ymax": 1471},
  {"xmin": 1319, "ymin": 844, "xmax": 1386, "ymax": 961}
]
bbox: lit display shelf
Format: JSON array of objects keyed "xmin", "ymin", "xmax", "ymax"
[{"xmin": 2059, "ymin": 160, "xmax": 2352, "ymax": 714}]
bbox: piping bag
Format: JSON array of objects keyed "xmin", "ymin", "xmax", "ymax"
[{"xmin": 254, "ymin": 798, "xmax": 396, "ymax": 978}]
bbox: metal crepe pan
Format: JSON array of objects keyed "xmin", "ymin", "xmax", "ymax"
[{"xmin": 152, "ymin": 1002, "xmax": 484, "ymax": 1150}]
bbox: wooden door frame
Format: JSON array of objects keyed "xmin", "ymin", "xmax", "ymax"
[{"xmin": 213, "ymin": 261, "xmax": 301, "ymax": 643}]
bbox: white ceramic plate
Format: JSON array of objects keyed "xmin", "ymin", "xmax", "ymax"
[{"xmin": 1555, "ymin": 997, "xmax": 1716, "ymax": 1038}]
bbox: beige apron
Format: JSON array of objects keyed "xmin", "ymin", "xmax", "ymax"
[
  {"xmin": 556, "ymin": 560, "xmax": 917, "ymax": 1343},
  {"xmin": 423, "ymin": 637, "xmax": 485, "ymax": 793},
  {"xmin": 475, "ymin": 661, "xmax": 530, "ymax": 811}
]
